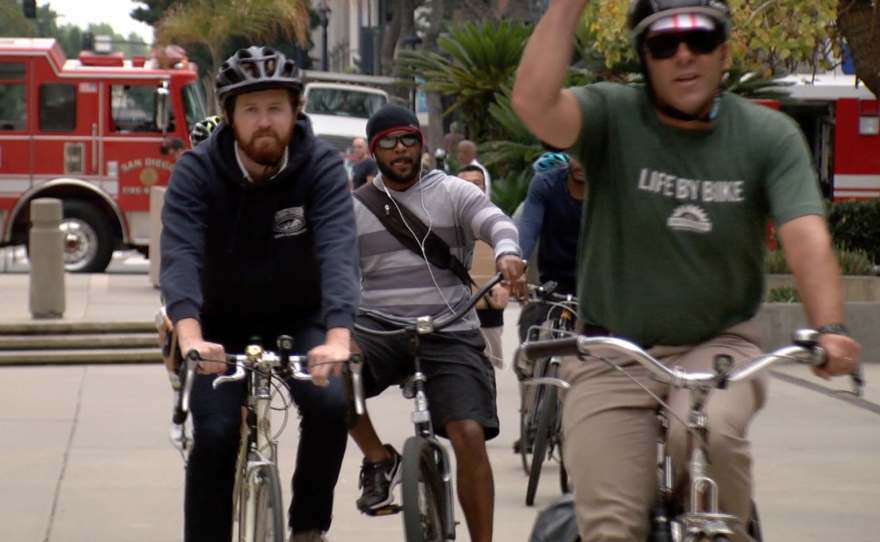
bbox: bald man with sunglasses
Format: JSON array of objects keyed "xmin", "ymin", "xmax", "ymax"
[{"xmin": 512, "ymin": 1, "xmax": 861, "ymax": 541}]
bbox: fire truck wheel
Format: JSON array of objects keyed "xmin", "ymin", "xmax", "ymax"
[{"xmin": 59, "ymin": 201, "xmax": 115, "ymax": 273}]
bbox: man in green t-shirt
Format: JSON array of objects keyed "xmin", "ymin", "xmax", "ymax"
[{"xmin": 512, "ymin": 0, "xmax": 862, "ymax": 541}]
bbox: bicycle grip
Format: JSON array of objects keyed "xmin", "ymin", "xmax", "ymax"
[{"xmin": 519, "ymin": 337, "xmax": 581, "ymax": 360}]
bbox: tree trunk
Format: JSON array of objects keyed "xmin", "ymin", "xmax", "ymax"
[
  {"xmin": 838, "ymin": 0, "xmax": 880, "ymax": 97},
  {"xmin": 423, "ymin": 0, "xmax": 445, "ymax": 166},
  {"xmin": 380, "ymin": 0, "xmax": 401, "ymax": 77}
]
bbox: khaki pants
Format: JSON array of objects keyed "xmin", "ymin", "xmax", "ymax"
[{"xmin": 559, "ymin": 320, "xmax": 768, "ymax": 542}]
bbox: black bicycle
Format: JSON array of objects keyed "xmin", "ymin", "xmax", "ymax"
[
  {"xmin": 516, "ymin": 282, "xmax": 577, "ymax": 506},
  {"xmin": 354, "ymin": 273, "xmax": 504, "ymax": 542}
]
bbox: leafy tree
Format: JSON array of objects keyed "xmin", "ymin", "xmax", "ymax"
[
  {"xmin": 0, "ymin": 2, "xmax": 147, "ymax": 58},
  {"xmin": 153, "ymin": 0, "xmax": 311, "ymax": 113},
  {"xmin": 131, "ymin": 0, "xmax": 181, "ymax": 25},
  {"xmin": 0, "ymin": 0, "xmax": 35, "ymax": 36}
]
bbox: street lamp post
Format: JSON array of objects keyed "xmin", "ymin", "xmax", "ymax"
[{"xmin": 318, "ymin": 0, "xmax": 331, "ymax": 71}]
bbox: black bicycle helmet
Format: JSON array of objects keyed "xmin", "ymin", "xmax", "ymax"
[
  {"xmin": 189, "ymin": 115, "xmax": 222, "ymax": 148},
  {"xmin": 627, "ymin": 0, "xmax": 731, "ymax": 57},
  {"xmin": 215, "ymin": 46, "xmax": 302, "ymax": 106}
]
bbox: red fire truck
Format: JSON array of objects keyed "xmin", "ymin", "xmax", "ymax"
[
  {"xmin": 776, "ymin": 73, "xmax": 880, "ymax": 200},
  {"xmin": 0, "ymin": 38, "xmax": 205, "ymax": 272}
]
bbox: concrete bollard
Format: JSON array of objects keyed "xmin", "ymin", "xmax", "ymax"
[
  {"xmin": 148, "ymin": 186, "xmax": 166, "ymax": 289},
  {"xmin": 29, "ymin": 198, "xmax": 65, "ymax": 319}
]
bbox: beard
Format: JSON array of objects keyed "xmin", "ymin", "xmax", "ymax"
[
  {"xmin": 234, "ymin": 125, "xmax": 291, "ymax": 166},
  {"xmin": 377, "ymin": 156, "xmax": 419, "ymax": 185}
]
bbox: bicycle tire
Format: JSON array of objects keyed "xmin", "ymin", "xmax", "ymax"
[
  {"xmin": 401, "ymin": 437, "xmax": 447, "ymax": 542},
  {"xmin": 519, "ymin": 379, "xmax": 542, "ymax": 474},
  {"xmin": 526, "ymin": 368, "xmax": 559, "ymax": 506},
  {"xmin": 238, "ymin": 462, "xmax": 285, "ymax": 542}
]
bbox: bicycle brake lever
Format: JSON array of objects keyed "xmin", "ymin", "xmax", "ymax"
[{"xmin": 213, "ymin": 356, "xmax": 247, "ymax": 388}]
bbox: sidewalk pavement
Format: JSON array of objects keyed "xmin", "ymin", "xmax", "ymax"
[{"xmin": 0, "ymin": 270, "xmax": 878, "ymax": 542}]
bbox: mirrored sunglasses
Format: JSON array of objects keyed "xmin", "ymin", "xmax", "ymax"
[
  {"xmin": 644, "ymin": 29, "xmax": 725, "ymax": 60},
  {"xmin": 376, "ymin": 134, "xmax": 421, "ymax": 149}
]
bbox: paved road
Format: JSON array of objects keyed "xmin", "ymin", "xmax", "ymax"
[{"xmin": 0, "ymin": 268, "xmax": 877, "ymax": 541}]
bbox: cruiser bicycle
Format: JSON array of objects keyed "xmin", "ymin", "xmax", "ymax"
[
  {"xmin": 518, "ymin": 329, "xmax": 826, "ymax": 542},
  {"xmin": 353, "ymin": 273, "xmax": 503, "ymax": 542}
]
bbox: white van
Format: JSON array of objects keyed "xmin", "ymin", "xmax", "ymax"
[{"xmin": 303, "ymin": 82, "xmax": 389, "ymax": 154}]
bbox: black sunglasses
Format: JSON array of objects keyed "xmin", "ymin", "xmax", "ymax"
[
  {"xmin": 376, "ymin": 134, "xmax": 420, "ymax": 150},
  {"xmin": 644, "ymin": 30, "xmax": 725, "ymax": 60}
]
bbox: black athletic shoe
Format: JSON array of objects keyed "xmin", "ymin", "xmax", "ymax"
[{"xmin": 356, "ymin": 444, "xmax": 402, "ymax": 512}]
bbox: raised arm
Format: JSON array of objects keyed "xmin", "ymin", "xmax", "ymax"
[{"xmin": 512, "ymin": 0, "xmax": 590, "ymax": 149}]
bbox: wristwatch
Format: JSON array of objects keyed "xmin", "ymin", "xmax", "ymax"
[{"xmin": 816, "ymin": 323, "xmax": 851, "ymax": 337}]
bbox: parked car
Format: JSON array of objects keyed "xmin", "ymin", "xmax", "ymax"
[{"xmin": 303, "ymin": 82, "xmax": 389, "ymax": 155}]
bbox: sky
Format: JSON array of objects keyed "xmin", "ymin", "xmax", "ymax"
[{"xmin": 43, "ymin": 0, "xmax": 155, "ymax": 45}]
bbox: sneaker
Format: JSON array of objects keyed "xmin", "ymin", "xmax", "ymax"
[
  {"xmin": 356, "ymin": 443, "xmax": 402, "ymax": 512},
  {"xmin": 289, "ymin": 530, "xmax": 329, "ymax": 542}
]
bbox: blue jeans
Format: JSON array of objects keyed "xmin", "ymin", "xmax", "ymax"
[{"xmin": 183, "ymin": 323, "xmax": 349, "ymax": 542}]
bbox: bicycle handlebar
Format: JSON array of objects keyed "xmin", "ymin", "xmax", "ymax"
[
  {"xmin": 354, "ymin": 272, "xmax": 504, "ymax": 339},
  {"xmin": 175, "ymin": 340, "xmax": 367, "ymax": 422},
  {"xmin": 518, "ymin": 329, "xmax": 826, "ymax": 389},
  {"xmin": 527, "ymin": 281, "xmax": 578, "ymax": 305}
]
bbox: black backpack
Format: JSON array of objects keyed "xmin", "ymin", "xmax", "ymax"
[{"xmin": 528, "ymin": 493, "xmax": 581, "ymax": 542}]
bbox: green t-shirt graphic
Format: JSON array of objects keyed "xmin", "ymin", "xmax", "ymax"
[{"xmin": 569, "ymin": 83, "xmax": 823, "ymax": 346}]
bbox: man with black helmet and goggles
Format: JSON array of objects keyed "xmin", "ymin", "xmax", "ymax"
[
  {"xmin": 160, "ymin": 46, "xmax": 359, "ymax": 542},
  {"xmin": 512, "ymin": 1, "xmax": 861, "ymax": 541}
]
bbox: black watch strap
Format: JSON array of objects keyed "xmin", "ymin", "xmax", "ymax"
[{"xmin": 816, "ymin": 323, "xmax": 851, "ymax": 337}]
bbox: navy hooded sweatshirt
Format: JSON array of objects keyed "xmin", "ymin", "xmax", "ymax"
[{"xmin": 160, "ymin": 113, "xmax": 359, "ymax": 338}]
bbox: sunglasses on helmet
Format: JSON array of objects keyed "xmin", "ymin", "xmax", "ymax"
[
  {"xmin": 376, "ymin": 134, "xmax": 421, "ymax": 150},
  {"xmin": 644, "ymin": 29, "xmax": 725, "ymax": 60}
]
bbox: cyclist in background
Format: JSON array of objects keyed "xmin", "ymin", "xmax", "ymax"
[
  {"xmin": 349, "ymin": 104, "xmax": 527, "ymax": 542},
  {"xmin": 516, "ymin": 151, "xmax": 584, "ymax": 343},
  {"xmin": 512, "ymin": 1, "xmax": 861, "ymax": 541},
  {"xmin": 457, "ymin": 164, "xmax": 510, "ymax": 368},
  {"xmin": 160, "ymin": 46, "xmax": 359, "ymax": 542},
  {"xmin": 189, "ymin": 115, "xmax": 222, "ymax": 148}
]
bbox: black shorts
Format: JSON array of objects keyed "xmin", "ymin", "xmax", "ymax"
[{"xmin": 353, "ymin": 314, "xmax": 499, "ymax": 440}]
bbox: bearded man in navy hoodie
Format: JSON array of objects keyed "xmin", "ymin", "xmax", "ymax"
[{"xmin": 160, "ymin": 46, "xmax": 359, "ymax": 542}]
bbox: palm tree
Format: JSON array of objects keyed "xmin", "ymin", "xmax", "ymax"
[
  {"xmin": 154, "ymin": 0, "xmax": 310, "ymax": 112},
  {"xmin": 837, "ymin": 0, "xmax": 880, "ymax": 98}
]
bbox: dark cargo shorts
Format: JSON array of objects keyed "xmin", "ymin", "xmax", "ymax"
[{"xmin": 353, "ymin": 313, "xmax": 500, "ymax": 440}]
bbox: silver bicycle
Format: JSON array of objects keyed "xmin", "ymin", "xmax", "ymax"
[
  {"xmin": 171, "ymin": 337, "xmax": 365, "ymax": 542},
  {"xmin": 518, "ymin": 329, "xmax": 826, "ymax": 542}
]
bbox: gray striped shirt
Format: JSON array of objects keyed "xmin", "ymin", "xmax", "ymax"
[{"xmin": 355, "ymin": 169, "xmax": 520, "ymax": 331}]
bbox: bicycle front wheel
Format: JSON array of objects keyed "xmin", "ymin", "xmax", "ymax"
[
  {"xmin": 238, "ymin": 462, "xmax": 285, "ymax": 542},
  {"xmin": 401, "ymin": 437, "xmax": 448, "ymax": 542},
  {"xmin": 526, "ymin": 369, "xmax": 559, "ymax": 506}
]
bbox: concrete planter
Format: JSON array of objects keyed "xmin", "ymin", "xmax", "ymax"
[
  {"xmin": 758, "ymin": 276, "xmax": 880, "ymax": 361},
  {"xmin": 766, "ymin": 274, "xmax": 880, "ymax": 302}
]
